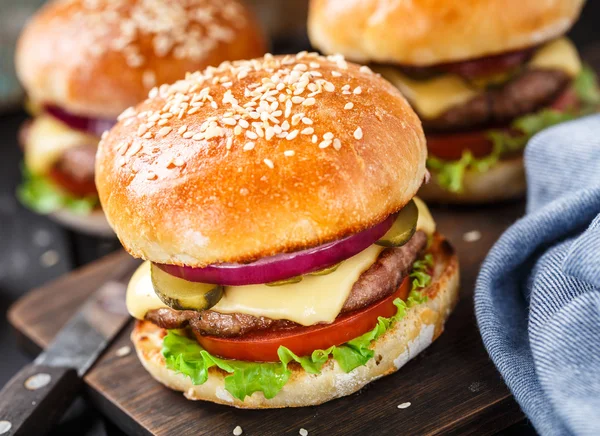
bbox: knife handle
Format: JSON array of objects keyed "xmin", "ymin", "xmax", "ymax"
[{"xmin": 0, "ymin": 363, "xmax": 81, "ymax": 436}]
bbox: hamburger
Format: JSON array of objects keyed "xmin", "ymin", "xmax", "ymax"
[
  {"xmin": 96, "ymin": 52, "xmax": 459, "ymax": 408},
  {"xmin": 15, "ymin": 0, "xmax": 266, "ymax": 235},
  {"xmin": 308, "ymin": 0, "xmax": 600, "ymax": 203}
]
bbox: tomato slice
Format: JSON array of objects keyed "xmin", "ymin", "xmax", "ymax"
[
  {"xmin": 47, "ymin": 166, "xmax": 98, "ymax": 197},
  {"xmin": 426, "ymin": 130, "xmax": 494, "ymax": 161},
  {"xmin": 437, "ymin": 47, "xmax": 534, "ymax": 80},
  {"xmin": 549, "ymin": 87, "xmax": 579, "ymax": 112},
  {"xmin": 195, "ymin": 277, "xmax": 410, "ymax": 362}
]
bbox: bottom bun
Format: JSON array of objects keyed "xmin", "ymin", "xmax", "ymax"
[
  {"xmin": 131, "ymin": 234, "xmax": 459, "ymax": 408},
  {"xmin": 419, "ymin": 155, "xmax": 525, "ymax": 204},
  {"xmin": 49, "ymin": 208, "xmax": 114, "ymax": 237}
]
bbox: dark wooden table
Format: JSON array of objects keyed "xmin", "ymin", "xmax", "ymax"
[{"xmin": 2, "ymin": 2, "xmax": 600, "ymax": 434}]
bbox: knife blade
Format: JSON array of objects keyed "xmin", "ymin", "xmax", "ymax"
[{"xmin": 0, "ymin": 275, "xmax": 132, "ymax": 436}]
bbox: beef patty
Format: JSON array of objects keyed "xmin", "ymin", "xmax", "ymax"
[
  {"xmin": 421, "ymin": 69, "xmax": 571, "ymax": 131},
  {"xmin": 146, "ymin": 230, "xmax": 428, "ymax": 337}
]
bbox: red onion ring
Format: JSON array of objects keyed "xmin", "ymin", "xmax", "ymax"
[
  {"xmin": 155, "ymin": 214, "xmax": 397, "ymax": 286},
  {"xmin": 45, "ymin": 105, "xmax": 116, "ymax": 137}
]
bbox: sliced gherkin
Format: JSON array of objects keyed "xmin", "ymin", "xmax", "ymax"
[
  {"xmin": 265, "ymin": 276, "xmax": 303, "ymax": 287},
  {"xmin": 308, "ymin": 262, "xmax": 342, "ymax": 276},
  {"xmin": 376, "ymin": 199, "xmax": 419, "ymax": 247},
  {"xmin": 150, "ymin": 263, "xmax": 224, "ymax": 311}
]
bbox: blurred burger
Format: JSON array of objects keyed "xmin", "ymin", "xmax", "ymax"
[
  {"xmin": 308, "ymin": 0, "xmax": 600, "ymax": 203},
  {"xmin": 15, "ymin": 0, "xmax": 266, "ymax": 235},
  {"xmin": 96, "ymin": 53, "xmax": 459, "ymax": 407}
]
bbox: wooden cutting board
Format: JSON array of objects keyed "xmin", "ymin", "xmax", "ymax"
[{"xmin": 8, "ymin": 203, "xmax": 525, "ymax": 436}]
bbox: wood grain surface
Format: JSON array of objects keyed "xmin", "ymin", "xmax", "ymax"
[{"xmin": 9, "ymin": 202, "xmax": 525, "ymax": 436}]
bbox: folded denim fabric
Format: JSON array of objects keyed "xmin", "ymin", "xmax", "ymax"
[{"xmin": 475, "ymin": 115, "xmax": 600, "ymax": 436}]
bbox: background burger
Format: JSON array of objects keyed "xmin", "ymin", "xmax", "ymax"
[
  {"xmin": 96, "ymin": 52, "xmax": 459, "ymax": 407},
  {"xmin": 308, "ymin": 0, "xmax": 600, "ymax": 203},
  {"xmin": 15, "ymin": 0, "xmax": 266, "ymax": 235}
]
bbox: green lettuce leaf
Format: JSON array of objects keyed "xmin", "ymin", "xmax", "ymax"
[
  {"xmin": 17, "ymin": 165, "xmax": 98, "ymax": 215},
  {"xmin": 427, "ymin": 66, "xmax": 600, "ymax": 193},
  {"xmin": 162, "ymin": 254, "xmax": 434, "ymax": 401}
]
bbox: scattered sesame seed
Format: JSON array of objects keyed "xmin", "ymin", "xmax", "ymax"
[
  {"xmin": 301, "ymin": 117, "xmax": 313, "ymax": 125},
  {"xmin": 360, "ymin": 65, "xmax": 373, "ymax": 74},
  {"xmin": 463, "ymin": 231, "xmax": 482, "ymax": 242},
  {"xmin": 344, "ymin": 102, "xmax": 354, "ymax": 110},
  {"xmin": 243, "ymin": 142, "xmax": 255, "ymax": 151},
  {"xmin": 302, "ymin": 98, "xmax": 316, "ymax": 106},
  {"xmin": 301, "ymin": 127, "xmax": 314, "ymax": 135},
  {"xmin": 233, "ymin": 426, "xmax": 243, "ymax": 436},
  {"xmin": 397, "ymin": 402, "xmax": 411, "ymax": 409},
  {"xmin": 182, "ymin": 131, "xmax": 193, "ymax": 139},
  {"xmin": 354, "ymin": 86, "xmax": 362, "ymax": 94},
  {"xmin": 115, "ymin": 346, "xmax": 131, "ymax": 357},
  {"xmin": 333, "ymin": 138, "xmax": 342, "ymax": 150},
  {"xmin": 323, "ymin": 82, "xmax": 335, "ymax": 92},
  {"xmin": 264, "ymin": 158, "xmax": 274, "ymax": 169},
  {"xmin": 286, "ymin": 130, "xmax": 299, "ymax": 140},
  {"xmin": 284, "ymin": 150, "xmax": 295, "ymax": 156},
  {"xmin": 299, "ymin": 429, "xmax": 308, "ymax": 436},
  {"xmin": 331, "ymin": 71, "xmax": 342, "ymax": 77},
  {"xmin": 319, "ymin": 140, "xmax": 332, "ymax": 149},
  {"xmin": 354, "ymin": 127, "xmax": 363, "ymax": 140},
  {"xmin": 323, "ymin": 132, "xmax": 334, "ymax": 140}
]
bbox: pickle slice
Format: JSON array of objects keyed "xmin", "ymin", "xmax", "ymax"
[
  {"xmin": 376, "ymin": 199, "xmax": 419, "ymax": 247},
  {"xmin": 308, "ymin": 262, "xmax": 342, "ymax": 276},
  {"xmin": 150, "ymin": 263, "xmax": 224, "ymax": 311},
  {"xmin": 265, "ymin": 276, "xmax": 303, "ymax": 287}
]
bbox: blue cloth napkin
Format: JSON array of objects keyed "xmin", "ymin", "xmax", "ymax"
[{"xmin": 475, "ymin": 115, "xmax": 600, "ymax": 436}]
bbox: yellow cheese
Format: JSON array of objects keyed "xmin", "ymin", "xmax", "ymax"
[
  {"xmin": 528, "ymin": 37, "xmax": 581, "ymax": 78},
  {"xmin": 126, "ymin": 261, "xmax": 168, "ymax": 320},
  {"xmin": 212, "ymin": 244, "xmax": 385, "ymax": 325},
  {"xmin": 376, "ymin": 66, "xmax": 479, "ymax": 119},
  {"xmin": 125, "ymin": 199, "xmax": 437, "ymax": 324},
  {"xmin": 25, "ymin": 115, "xmax": 99, "ymax": 175},
  {"xmin": 415, "ymin": 197, "xmax": 436, "ymax": 235}
]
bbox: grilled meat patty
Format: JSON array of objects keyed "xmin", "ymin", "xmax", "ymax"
[
  {"xmin": 145, "ymin": 231, "xmax": 428, "ymax": 337},
  {"xmin": 423, "ymin": 69, "xmax": 570, "ymax": 131}
]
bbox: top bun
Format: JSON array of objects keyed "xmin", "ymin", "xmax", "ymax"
[
  {"xmin": 308, "ymin": 0, "xmax": 585, "ymax": 66},
  {"xmin": 16, "ymin": 0, "xmax": 266, "ymax": 119},
  {"xmin": 96, "ymin": 53, "xmax": 426, "ymax": 267}
]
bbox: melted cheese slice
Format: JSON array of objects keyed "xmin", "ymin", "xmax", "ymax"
[
  {"xmin": 377, "ymin": 67, "xmax": 479, "ymax": 119},
  {"xmin": 529, "ymin": 37, "xmax": 581, "ymax": 78},
  {"xmin": 25, "ymin": 115, "xmax": 99, "ymax": 175},
  {"xmin": 126, "ymin": 198, "xmax": 437, "ymax": 325},
  {"xmin": 376, "ymin": 37, "xmax": 581, "ymax": 120},
  {"xmin": 127, "ymin": 261, "xmax": 168, "ymax": 320},
  {"xmin": 211, "ymin": 244, "xmax": 385, "ymax": 325}
]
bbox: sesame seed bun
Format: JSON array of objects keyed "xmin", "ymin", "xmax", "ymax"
[
  {"xmin": 16, "ymin": 0, "xmax": 266, "ymax": 119},
  {"xmin": 96, "ymin": 53, "xmax": 427, "ymax": 267},
  {"xmin": 419, "ymin": 155, "xmax": 526, "ymax": 204},
  {"xmin": 308, "ymin": 0, "xmax": 584, "ymax": 66},
  {"xmin": 131, "ymin": 233, "xmax": 459, "ymax": 408}
]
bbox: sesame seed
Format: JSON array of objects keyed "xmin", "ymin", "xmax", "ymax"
[
  {"xmin": 302, "ymin": 98, "xmax": 316, "ymax": 106},
  {"xmin": 243, "ymin": 142, "xmax": 255, "ymax": 151},
  {"xmin": 333, "ymin": 138, "xmax": 342, "ymax": 150},
  {"xmin": 323, "ymin": 82, "xmax": 335, "ymax": 92},
  {"xmin": 344, "ymin": 102, "xmax": 354, "ymax": 110},
  {"xmin": 246, "ymin": 131, "xmax": 258, "ymax": 140},
  {"xmin": 397, "ymin": 402, "xmax": 411, "ymax": 409},
  {"xmin": 284, "ymin": 150, "xmax": 295, "ymax": 156},
  {"xmin": 354, "ymin": 86, "xmax": 362, "ymax": 94},
  {"xmin": 299, "ymin": 429, "xmax": 308, "ymax": 436},
  {"xmin": 222, "ymin": 118, "xmax": 236, "ymax": 126},
  {"xmin": 182, "ymin": 131, "xmax": 193, "ymax": 139},
  {"xmin": 264, "ymin": 158, "xmax": 274, "ymax": 168},
  {"xmin": 463, "ymin": 231, "xmax": 482, "ymax": 242},
  {"xmin": 319, "ymin": 140, "xmax": 332, "ymax": 149},
  {"xmin": 233, "ymin": 426, "xmax": 243, "ymax": 436},
  {"xmin": 286, "ymin": 130, "xmax": 299, "ymax": 140},
  {"xmin": 291, "ymin": 96, "xmax": 305, "ymax": 104},
  {"xmin": 178, "ymin": 125, "xmax": 188, "ymax": 134},
  {"xmin": 360, "ymin": 65, "xmax": 373, "ymax": 74},
  {"xmin": 301, "ymin": 117, "xmax": 313, "ymax": 125},
  {"xmin": 331, "ymin": 71, "xmax": 342, "ymax": 77},
  {"xmin": 301, "ymin": 127, "xmax": 314, "ymax": 135},
  {"xmin": 157, "ymin": 126, "xmax": 172, "ymax": 137},
  {"xmin": 146, "ymin": 172, "xmax": 157, "ymax": 180},
  {"xmin": 173, "ymin": 157, "xmax": 185, "ymax": 167},
  {"xmin": 354, "ymin": 127, "xmax": 363, "ymax": 140},
  {"xmin": 312, "ymin": 134, "xmax": 318, "ymax": 143},
  {"xmin": 323, "ymin": 132, "xmax": 334, "ymax": 140}
]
